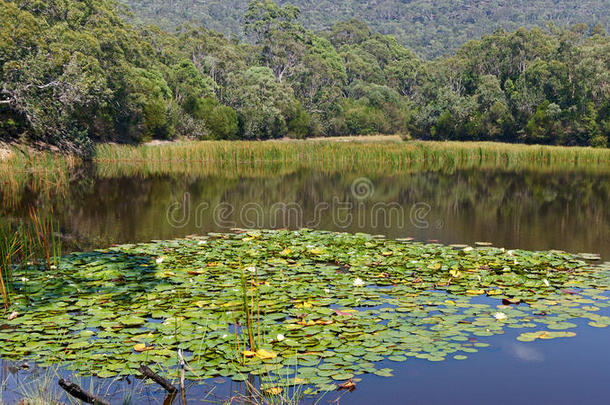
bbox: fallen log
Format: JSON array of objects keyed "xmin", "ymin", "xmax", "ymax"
[
  {"xmin": 58, "ymin": 379, "xmax": 110, "ymax": 405},
  {"xmin": 138, "ymin": 364, "xmax": 177, "ymax": 394}
]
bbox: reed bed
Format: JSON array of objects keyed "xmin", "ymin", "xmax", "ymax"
[
  {"xmin": 0, "ymin": 146, "xmax": 78, "ymax": 209},
  {"xmin": 93, "ymin": 140, "xmax": 610, "ymax": 178},
  {"xmin": 2, "ymin": 139, "xmax": 610, "ymax": 207},
  {"xmin": 0, "ymin": 221, "xmax": 20, "ymax": 309},
  {"xmin": 0, "ymin": 210, "xmax": 61, "ymax": 309}
]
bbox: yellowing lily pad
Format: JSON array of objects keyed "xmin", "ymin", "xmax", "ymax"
[{"xmin": 256, "ymin": 349, "xmax": 278, "ymax": 360}]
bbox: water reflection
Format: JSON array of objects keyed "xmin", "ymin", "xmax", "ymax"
[{"xmin": 3, "ymin": 166, "xmax": 609, "ymax": 258}]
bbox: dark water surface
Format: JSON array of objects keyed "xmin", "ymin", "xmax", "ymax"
[
  {"xmin": 1, "ymin": 163, "xmax": 610, "ymax": 404},
  {"xmin": 7, "ymin": 166, "xmax": 610, "ymax": 257}
]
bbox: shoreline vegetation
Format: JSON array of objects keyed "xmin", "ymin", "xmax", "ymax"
[
  {"xmin": 1, "ymin": 0, "xmax": 608, "ymax": 156},
  {"xmin": 95, "ymin": 138, "xmax": 610, "ymax": 164},
  {"xmin": 4, "ymin": 138, "xmax": 610, "ymax": 167},
  {"xmin": 2, "ymin": 139, "xmax": 610, "ymax": 207},
  {"xmin": 4, "ymin": 138, "xmax": 610, "ymax": 174}
]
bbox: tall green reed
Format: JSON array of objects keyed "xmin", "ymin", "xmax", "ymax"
[
  {"xmin": 3, "ymin": 140, "xmax": 610, "ymax": 205},
  {"xmin": 93, "ymin": 140, "xmax": 610, "ymax": 179},
  {"xmin": 239, "ymin": 263, "xmax": 262, "ymax": 354},
  {"xmin": 0, "ymin": 221, "xmax": 21, "ymax": 309},
  {"xmin": 29, "ymin": 208, "xmax": 62, "ymax": 270},
  {"xmin": 0, "ymin": 209, "xmax": 62, "ymax": 309}
]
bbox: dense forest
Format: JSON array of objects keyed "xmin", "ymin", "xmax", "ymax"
[
  {"xmin": 1, "ymin": 0, "xmax": 609, "ymax": 155},
  {"xmin": 121, "ymin": 0, "xmax": 609, "ymax": 59}
]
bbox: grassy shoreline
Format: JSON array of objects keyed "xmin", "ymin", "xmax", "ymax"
[
  {"xmin": 4, "ymin": 137, "xmax": 610, "ymax": 164},
  {"xmin": 94, "ymin": 139, "xmax": 610, "ymax": 170},
  {"xmin": 2, "ymin": 139, "xmax": 610, "ymax": 201},
  {"xmin": 98, "ymin": 138, "xmax": 610, "ymax": 160}
]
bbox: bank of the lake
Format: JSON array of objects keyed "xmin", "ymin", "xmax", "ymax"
[{"xmin": 4, "ymin": 139, "xmax": 610, "ymax": 170}]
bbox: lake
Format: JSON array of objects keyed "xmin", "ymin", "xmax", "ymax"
[{"xmin": 1, "ymin": 146, "xmax": 609, "ymax": 404}]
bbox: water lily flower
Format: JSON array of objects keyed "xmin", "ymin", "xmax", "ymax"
[
  {"xmin": 494, "ymin": 312, "xmax": 507, "ymax": 320},
  {"xmin": 276, "ymin": 334, "xmax": 285, "ymax": 341},
  {"xmin": 543, "ymin": 279, "xmax": 550, "ymax": 287},
  {"xmin": 156, "ymin": 257, "xmax": 164, "ymax": 264},
  {"xmin": 353, "ymin": 278, "xmax": 365, "ymax": 287},
  {"xmin": 246, "ymin": 266, "xmax": 256, "ymax": 273}
]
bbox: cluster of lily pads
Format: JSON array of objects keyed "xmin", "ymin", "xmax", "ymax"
[{"xmin": 2, "ymin": 229, "xmax": 609, "ymax": 393}]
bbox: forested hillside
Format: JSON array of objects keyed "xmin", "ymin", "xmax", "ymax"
[
  {"xmin": 121, "ymin": 0, "xmax": 609, "ymax": 58},
  {"xmin": 1, "ymin": 0, "xmax": 609, "ymax": 156}
]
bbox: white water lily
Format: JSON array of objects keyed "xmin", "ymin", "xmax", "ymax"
[
  {"xmin": 324, "ymin": 288, "xmax": 331, "ymax": 294},
  {"xmin": 543, "ymin": 279, "xmax": 550, "ymax": 287},
  {"xmin": 156, "ymin": 257, "xmax": 164, "ymax": 264},
  {"xmin": 276, "ymin": 334, "xmax": 285, "ymax": 342},
  {"xmin": 246, "ymin": 266, "xmax": 256, "ymax": 273},
  {"xmin": 353, "ymin": 278, "xmax": 365, "ymax": 287},
  {"xmin": 494, "ymin": 312, "xmax": 507, "ymax": 321}
]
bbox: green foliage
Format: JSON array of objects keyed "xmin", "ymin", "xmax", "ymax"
[
  {"xmin": 120, "ymin": 0, "xmax": 608, "ymax": 58},
  {"xmin": 409, "ymin": 27, "xmax": 610, "ymax": 146},
  {"xmin": 123, "ymin": 67, "xmax": 175, "ymax": 142},
  {"xmin": 1, "ymin": 0, "xmax": 608, "ymax": 151},
  {"xmin": 190, "ymin": 97, "xmax": 239, "ymax": 140},
  {"xmin": 227, "ymin": 66, "xmax": 297, "ymax": 139},
  {"xmin": 285, "ymin": 103, "xmax": 311, "ymax": 139}
]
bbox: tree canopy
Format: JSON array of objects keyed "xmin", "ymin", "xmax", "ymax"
[
  {"xmin": 1, "ymin": 0, "xmax": 609, "ymax": 155},
  {"xmin": 121, "ymin": 0, "xmax": 609, "ymax": 58}
]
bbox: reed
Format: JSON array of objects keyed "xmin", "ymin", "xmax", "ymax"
[
  {"xmin": 2, "ymin": 139, "xmax": 610, "ymax": 208},
  {"xmin": 28, "ymin": 208, "xmax": 62, "ymax": 270},
  {"xmin": 240, "ymin": 264, "xmax": 258, "ymax": 352},
  {"xmin": 0, "ymin": 221, "xmax": 21, "ymax": 308},
  {"xmin": 0, "ymin": 209, "xmax": 62, "ymax": 309},
  {"xmin": 0, "ymin": 146, "xmax": 77, "ymax": 209},
  {"xmin": 94, "ymin": 140, "xmax": 610, "ymax": 178}
]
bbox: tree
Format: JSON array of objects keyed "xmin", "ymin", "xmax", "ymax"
[
  {"xmin": 245, "ymin": 0, "xmax": 306, "ymax": 82},
  {"xmin": 189, "ymin": 97, "xmax": 239, "ymax": 139},
  {"xmin": 122, "ymin": 68, "xmax": 175, "ymax": 142},
  {"xmin": 226, "ymin": 66, "xmax": 297, "ymax": 139}
]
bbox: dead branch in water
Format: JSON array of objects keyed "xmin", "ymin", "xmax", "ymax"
[
  {"xmin": 58, "ymin": 378, "xmax": 110, "ymax": 405},
  {"xmin": 138, "ymin": 364, "xmax": 177, "ymax": 394}
]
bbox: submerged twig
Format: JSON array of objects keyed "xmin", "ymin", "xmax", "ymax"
[
  {"xmin": 138, "ymin": 364, "xmax": 177, "ymax": 394},
  {"xmin": 58, "ymin": 378, "xmax": 110, "ymax": 405}
]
